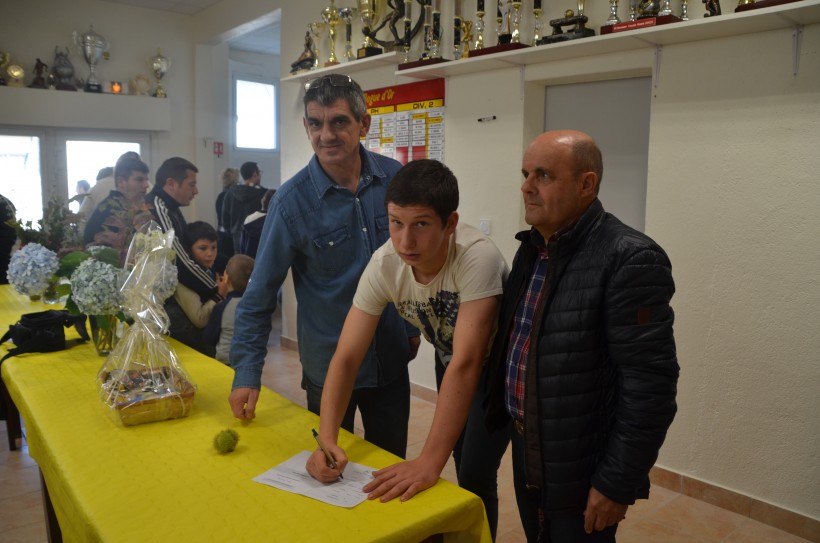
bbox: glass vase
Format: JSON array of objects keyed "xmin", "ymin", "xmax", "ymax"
[
  {"xmin": 42, "ymin": 278, "xmax": 62, "ymax": 305},
  {"xmin": 91, "ymin": 314, "xmax": 119, "ymax": 356}
]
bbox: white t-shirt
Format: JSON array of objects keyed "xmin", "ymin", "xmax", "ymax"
[{"xmin": 354, "ymin": 223, "xmax": 508, "ymax": 362}]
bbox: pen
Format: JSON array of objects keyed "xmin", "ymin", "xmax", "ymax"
[{"xmin": 312, "ymin": 428, "xmax": 343, "ymax": 479}]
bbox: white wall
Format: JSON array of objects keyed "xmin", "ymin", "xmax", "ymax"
[
  {"xmin": 646, "ymin": 27, "xmax": 820, "ymax": 519},
  {"xmin": 3, "ymin": 0, "xmax": 818, "ymax": 523}
]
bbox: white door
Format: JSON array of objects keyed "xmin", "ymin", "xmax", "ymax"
[{"xmin": 545, "ymin": 77, "xmax": 652, "ymax": 232}]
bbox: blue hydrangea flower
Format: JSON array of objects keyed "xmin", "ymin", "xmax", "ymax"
[
  {"xmin": 70, "ymin": 259, "xmax": 122, "ymax": 315},
  {"xmin": 7, "ymin": 243, "xmax": 60, "ymax": 296}
]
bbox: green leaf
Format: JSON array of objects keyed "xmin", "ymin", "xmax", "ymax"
[
  {"xmin": 57, "ymin": 251, "xmax": 91, "ymax": 277},
  {"xmin": 64, "ymin": 296, "xmax": 81, "ymax": 315},
  {"xmin": 94, "ymin": 247, "xmax": 121, "ymax": 267}
]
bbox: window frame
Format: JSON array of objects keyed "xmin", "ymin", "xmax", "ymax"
[{"xmin": 232, "ymin": 73, "xmax": 278, "ymax": 152}]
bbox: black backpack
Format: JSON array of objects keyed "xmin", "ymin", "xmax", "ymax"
[{"xmin": 0, "ymin": 310, "xmax": 89, "ymax": 363}]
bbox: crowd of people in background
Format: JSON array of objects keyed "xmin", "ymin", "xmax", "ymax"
[
  {"xmin": 2, "ymin": 73, "xmax": 679, "ymax": 543},
  {"xmin": 0, "ymin": 154, "xmax": 271, "ymax": 369}
]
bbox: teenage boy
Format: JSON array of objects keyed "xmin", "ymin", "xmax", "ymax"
[{"xmin": 306, "ymin": 159, "xmax": 511, "ymax": 539}]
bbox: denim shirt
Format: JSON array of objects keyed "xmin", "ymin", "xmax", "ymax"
[{"xmin": 230, "ymin": 146, "xmax": 413, "ymax": 390}]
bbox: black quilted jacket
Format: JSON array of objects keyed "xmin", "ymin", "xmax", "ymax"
[{"xmin": 485, "ymin": 198, "xmax": 679, "ymax": 516}]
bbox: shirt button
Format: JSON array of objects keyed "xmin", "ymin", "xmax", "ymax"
[
  {"xmin": 362, "ymin": 227, "xmax": 367, "ymax": 232},
  {"xmin": 329, "ymin": 241, "xmax": 334, "ymax": 246}
]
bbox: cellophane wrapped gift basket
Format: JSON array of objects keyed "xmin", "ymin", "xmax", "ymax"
[{"xmin": 97, "ymin": 221, "xmax": 197, "ymax": 426}]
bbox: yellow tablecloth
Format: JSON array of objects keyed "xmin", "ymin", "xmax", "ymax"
[{"xmin": 0, "ymin": 286, "xmax": 490, "ymax": 543}]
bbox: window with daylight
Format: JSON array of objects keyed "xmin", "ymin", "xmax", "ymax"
[{"xmin": 235, "ymin": 79, "xmax": 276, "ymax": 150}]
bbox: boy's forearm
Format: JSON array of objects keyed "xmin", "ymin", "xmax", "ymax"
[{"xmin": 418, "ymin": 356, "xmax": 483, "ymax": 471}]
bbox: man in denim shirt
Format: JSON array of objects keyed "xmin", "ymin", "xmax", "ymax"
[{"xmin": 228, "ymin": 75, "xmax": 419, "ymax": 457}]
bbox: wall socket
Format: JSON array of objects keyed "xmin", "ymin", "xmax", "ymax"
[{"xmin": 478, "ymin": 219, "xmax": 491, "ymax": 235}]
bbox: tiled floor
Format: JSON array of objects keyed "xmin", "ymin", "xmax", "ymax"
[{"xmin": 0, "ymin": 311, "xmax": 811, "ymax": 542}]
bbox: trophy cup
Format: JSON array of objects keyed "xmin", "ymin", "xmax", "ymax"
[
  {"xmin": 357, "ymin": 0, "xmax": 382, "ymax": 58},
  {"xmin": 339, "ymin": 6, "xmax": 358, "ymax": 61},
  {"xmin": 309, "ymin": 22, "xmax": 326, "ymax": 67},
  {"xmin": 149, "ymin": 49, "xmax": 170, "ymax": 98},
  {"xmin": 402, "ymin": 0, "xmax": 413, "ymax": 63},
  {"xmin": 431, "ymin": 1, "xmax": 443, "ymax": 58},
  {"xmin": 680, "ymin": 0, "xmax": 689, "ymax": 19},
  {"xmin": 453, "ymin": 1, "xmax": 464, "ymax": 59},
  {"xmin": 510, "ymin": 1, "xmax": 523, "ymax": 44},
  {"xmin": 420, "ymin": 1, "xmax": 433, "ymax": 60},
  {"xmin": 460, "ymin": 20, "xmax": 473, "ymax": 58},
  {"xmin": 74, "ymin": 25, "xmax": 108, "ymax": 93},
  {"xmin": 606, "ymin": 0, "xmax": 622, "ymax": 25},
  {"xmin": 629, "ymin": 0, "xmax": 639, "ymax": 20},
  {"xmin": 533, "ymin": 0, "xmax": 544, "ymax": 44},
  {"xmin": 51, "ymin": 47, "xmax": 76, "ymax": 91},
  {"xmin": 474, "ymin": 0, "xmax": 486, "ymax": 51},
  {"xmin": 321, "ymin": 0, "xmax": 341, "ymax": 67}
]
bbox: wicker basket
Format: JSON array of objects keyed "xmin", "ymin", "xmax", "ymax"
[{"xmin": 100, "ymin": 366, "xmax": 196, "ymax": 426}]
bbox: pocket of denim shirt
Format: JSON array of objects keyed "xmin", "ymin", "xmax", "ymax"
[{"xmin": 312, "ymin": 225, "xmax": 354, "ymax": 272}]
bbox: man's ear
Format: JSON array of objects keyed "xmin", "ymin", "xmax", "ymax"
[
  {"xmin": 579, "ymin": 172, "xmax": 598, "ymax": 197},
  {"xmin": 360, "ymin": 112, "xmax": 372, "ymax": 137}
]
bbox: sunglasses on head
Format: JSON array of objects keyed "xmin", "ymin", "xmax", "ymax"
[{"xmin": 304, "ymin": 74, "xmax": 356, "ymax": 92}]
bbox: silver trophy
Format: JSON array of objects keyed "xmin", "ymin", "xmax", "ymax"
[
  {"xmin": 339, "ymin": 6, "xmax": 358, "ymax": 61},
  {"xmin": 73, "ymin": 25, "xmax": 108, "ymax": 93},
  {"xmin": 149, "ymin": 49, "xmax": 171, "ymax": 98}
]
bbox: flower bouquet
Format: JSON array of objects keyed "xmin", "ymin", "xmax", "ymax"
[
  {"xmin": 7, "ymin": 243, "xmax": 59, "ymax": 300},
  {"xmin": 97, "ymin": 221, "xmax": 196, "ymax": 427},
  {"xmin": 69, "ymin": 252, "xmax": 124, "ymax": 356}
]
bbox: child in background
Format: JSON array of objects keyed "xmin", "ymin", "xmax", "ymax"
[
  {"xmin": 202, "ymin": 254, "xmax": 254, "ymax": 364},
  {"xmin": 168, "ymin": 221, "xmax": 221, "ymax": 356}
]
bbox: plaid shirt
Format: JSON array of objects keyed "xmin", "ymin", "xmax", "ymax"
[
  {"xmin": 504, "ymin": 219, "xmax": 580, "ymax": 421},
  {"xmin": 504, "ymin": 230, "xmax": 549, "ymax": 421}
]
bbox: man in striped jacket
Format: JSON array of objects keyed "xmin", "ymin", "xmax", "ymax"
[{"xmin": 144, "ymin": 157, "xmax": 220, "ymax": 340}]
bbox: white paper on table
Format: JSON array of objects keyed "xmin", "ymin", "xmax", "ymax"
[{"xmin": 253, "ymin": 450, "xmax": 375, "ymax": 508}]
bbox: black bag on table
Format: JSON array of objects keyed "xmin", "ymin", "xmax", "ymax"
[{"xmin": 0, "ymin": 310, "xmax": 89, "ymax": 363}]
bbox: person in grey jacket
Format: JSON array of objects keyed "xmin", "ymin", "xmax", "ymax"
[{"xmin": 485, "ymin": 130, "xmax": 679, "ymax": 542}]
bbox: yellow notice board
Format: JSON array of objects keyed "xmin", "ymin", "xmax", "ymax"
[{"xmin": 363, "ymin": 79, "xmax": 445, "ymax": 165}]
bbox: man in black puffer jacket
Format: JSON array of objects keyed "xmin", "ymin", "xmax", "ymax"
[{"xmin": 485, "ymin": 130, "xmax": 679, "ymax": 542}]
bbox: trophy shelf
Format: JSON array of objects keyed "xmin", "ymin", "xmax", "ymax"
[
  {"xmin": 396, "ymin": 0, "xmax": 820, "ymax": 80},
  {"xmin": 281, "ymin": 51, "xmax": 400, "ymax": 85},
  {"xmin": 0, "ymin": 86, "xmax": 171, "ymax": 131}
]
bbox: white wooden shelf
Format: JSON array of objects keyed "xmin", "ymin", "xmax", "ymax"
[
  {"xmin": 0, "ymin": 86, "xmax": 171, "ymax": 131},
  {"xmin": 281, "ymin": 51, "xmax": 400, "ymax": 84},
  {"xmin": 394, "ymin": 0, "xmax": 820, "ymax": 79}
]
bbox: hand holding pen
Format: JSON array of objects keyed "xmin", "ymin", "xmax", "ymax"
[{"xmin": 307, "ymin": 428, "xmax": 347, "ymax": 481}]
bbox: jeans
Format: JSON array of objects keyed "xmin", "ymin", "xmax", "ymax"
[
  {"xmin": 511, "ymin": 430, "xmax": 618, "ymax": 543},
  {"xmin": 304, "ymin": 369, "xmax": 410, "ymax": 459},
  {"xmin": 435, "ymin": 356, "xmax": 511, "ymax": 541}
]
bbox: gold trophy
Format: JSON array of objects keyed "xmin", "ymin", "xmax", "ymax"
[
  {"xmin": 321, "ymin": 0, "xmax": 341, "ymax": 66},
  {"xmin": 309, "ymin": 22, "xmax": 326, "ymax": 68},
  {"xmin": 357, "ymin": 0, "xmax": 383, "ymax": 58},
  {"xmin": 148, "ymin": 49, "xmax": 170, "ymax": 98}
]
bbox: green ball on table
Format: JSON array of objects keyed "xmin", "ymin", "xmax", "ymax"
[{"xmin": 214, "ymin": 429, "xmax": 239, "ymax": 454}]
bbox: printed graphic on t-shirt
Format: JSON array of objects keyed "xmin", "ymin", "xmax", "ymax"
[{"xmin": 397, "ymin": 290, "xmax": 460, "ymax": 353}]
